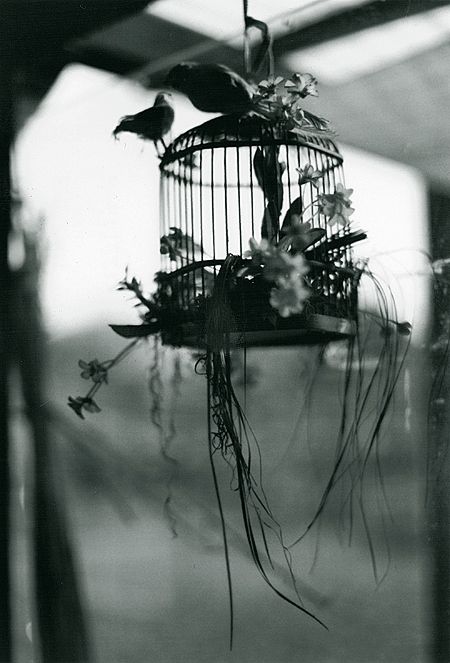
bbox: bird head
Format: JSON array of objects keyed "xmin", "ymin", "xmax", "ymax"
[
  {"xmin": 154, "ymin": 92, "xmax": 173, "ymax": 106},
  {"xmin": 165, "ymin": 63, "xmax": 195, "ymax": 92}
]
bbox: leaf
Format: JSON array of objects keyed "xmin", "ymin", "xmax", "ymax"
[
  {"xmin": 290, "ymin": 125, "xmax": 335, "ymax": 139},
  {"xmin": 303, "ymin": 109, "xmax": 332, "ymax": 130},
  {"xmin": 109, "ymin": 323, "xmax": 159, "ymax": 338},
  {"xmin": 255, "ymin": 146, "xmax": 284, "ymax": 242},
  {"xmin": 280, "ymin": 197, "xmax": 302, "ymax": 235},
  {"xmin": 253, "ymin": 147, "xmax": 283, "ymax": 206},
  {"xmin": 299, "ymin": 228, "xmax": 326, "ymax": 250},
  {"xmin": 253, "ymin": 148, "xmax": 265, "ymax": 190},
  {"xmin": 397, "ymin": 321, "xmax": 412, "ymax": 336},
  {"xmin": 263, "ymin": 146, "xmax": 282, "ymax": 202},
  {"xmin": 261, "ymin": 201, "xmax": 280, "ymax": 243}
]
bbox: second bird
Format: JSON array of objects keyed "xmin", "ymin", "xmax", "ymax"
[{"xmin": 113, "ymin": 92, "xmax": 174, "ymax": 154}]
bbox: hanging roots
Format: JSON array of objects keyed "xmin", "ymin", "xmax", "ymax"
[
  {"xmin": 288, "ymin": 262, "xmax": 411, "ymax": 583},
  {"xmin": 201, "ymin": 254, "xmax": 414, "ymax": 644},
  {"xmin": 148, "ymin": 335, "xmax": 180, "ymax": 538},
  {"xmin": 203, "ymin": 256, "xmax": 327, "ymax": 648}
]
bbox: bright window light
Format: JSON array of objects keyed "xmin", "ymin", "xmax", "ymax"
[
  {"xmin": 146, "ymin": 0, "xmax": 244, "ymax": 43},
  {"xmin": 284, "ymin": 6, "xmax": 450, "ymax": 84},
  {"xmin": 145, "ymin": 0, "xmax": 372, "ymax": 45}
]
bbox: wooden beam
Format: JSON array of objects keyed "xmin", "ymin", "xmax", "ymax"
[
  {"xmin": 274, "ymin": 0, "xmax": 450, "ymax": 56},
  {"xmin": 2, "ymin": 0, "xmax": 150, "ymax": 92}
]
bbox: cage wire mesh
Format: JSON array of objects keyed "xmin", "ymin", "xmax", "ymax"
[{"xmin": 158, "ymin": 113, "xmax": 362, "ymax": 347}]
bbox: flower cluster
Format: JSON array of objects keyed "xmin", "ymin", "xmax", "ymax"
[
  {"xmin": 255, "ymin": 73, "xmax": 318, "ymax": 104},
  {"xmin": 244, "ymin": 238, "xmax": 310, "ymax": 317},
  {"xmin": 68, "ymin": 358, "xmax": 110, "ymax": 419},
  {"xmin": 253, "ymin": 73, "xmax": 330, "ymax": 135},
  {"xmin": 68, "ymin": 303, "xmax": 141, "ymax": 418}
]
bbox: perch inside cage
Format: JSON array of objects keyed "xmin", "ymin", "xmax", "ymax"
[{"xmin": 157, "ymin": 113, "xmax": 365, "ymax": 348}]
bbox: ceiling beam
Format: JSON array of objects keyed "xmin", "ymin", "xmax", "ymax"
[
  {"xmin": 274, "ymin": 0, "xmax": 450, "ymax": 56},
  {"xmin": 123, "ymin": 0, "xmax": 450, "ymax": 86},
  {"xmin": 2, "ymin": 0, "xmax": 150, "ymax": 92}
]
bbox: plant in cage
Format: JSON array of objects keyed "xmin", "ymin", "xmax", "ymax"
[{"xmin": 68, "ymin": 63, "xmax": 412, "ymax": 646}]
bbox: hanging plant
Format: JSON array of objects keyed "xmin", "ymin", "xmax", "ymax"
[{"xmin": 68, "ymin": 60, "xmax": 412, "ymax": 648}]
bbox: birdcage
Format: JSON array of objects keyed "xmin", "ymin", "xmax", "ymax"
[{"xmin": 157, "ymin": 113, "xmax": 363, "ymax": 347}]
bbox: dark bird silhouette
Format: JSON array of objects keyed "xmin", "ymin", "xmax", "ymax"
[
  {"xmin": 113, "ymin": 92, "xmax": 174, "ymax": 154},
  {"xmin": 165, "ymin": 62, "xmax": 332, "ymax": 139},
  {"xmin": 165, "ymin": 63, "xmax": 255, "ymax": 114}
]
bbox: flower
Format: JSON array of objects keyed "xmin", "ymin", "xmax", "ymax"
[
  {"xmin": 68, "ymin": 396, "xmax": 101, "ymax": 419},
  {"xmin": 270, "ymin": 274, "xmax": 310, "ymax": 318},
  {"xmin": 244, "ymin": 237, "xmax": 274, "ymax": 262},
  {"xmin": 78, "ymin": 359, "xmax": 108, "ymax": 384},
  {"xmin": 243, "ymin": 236, "xmax": 309, "ymax": 283},
  {"xmin": 285, "ymin": 73, "xmax": 318, "ymax": 98},
  {"xmin": 318, "ymin": 183, "xmax": 354, "ymax": 226},
  {"xmin": 261, "ymin": 94, "xmax": 295, "ymax": 124},
  {"xmin": 68, "ymin": 396, "xmax": 84, "ymax": 418},
  {"xmin": 244, "ymin": 238, "xmax": 309, "ymax": 283},
  {"xmin": 83, "ymin": 398, "xmax": 102, "ymax": 414},
  {"xmin": 245, "ymin": 238, "xmax": 287, "ymax": 280},
  {"xmin": 282, "ymin": 250, "xmax": 309, "ymax": 275},
  {"xmin": 263, "ymin": 251, "xmax": 297, "ymax": 282},
  {"xmin": 246, "ymin": 236, "xmax": 311, "ymax": 317},
  {"xmin": 255, "ymin": 90, "xmax": 310, "ymax": 132},
  {"xmin": 297, "ymin": 164, "xmax": 323, "ymax": 189},
  {"xmin": 257, "ymin": 76, "xmax": 285, "ymax": 99}
]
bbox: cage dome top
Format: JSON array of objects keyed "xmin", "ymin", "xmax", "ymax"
[{"xmin": 160, "ymin": 113, "xmax": 343, "ymax": 169}]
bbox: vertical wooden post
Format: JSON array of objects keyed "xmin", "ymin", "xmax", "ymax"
[
  {"xmin": 11, "ymin": 233, "xmax": 91, "ymax": 662},
  {"xmin": 0, "ymin": 21, "xmax": 13, "ymax": 663},
  {"xmin": 428, "ymin": 188, "xmax": 450, "ymax": 663}
]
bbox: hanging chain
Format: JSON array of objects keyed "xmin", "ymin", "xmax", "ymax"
[
  {"xmin": 243, "ymin": 0, "xmax": 274, "ymax": 79},
  {"xmin": 243, "ymin": 0, "xmax": 251, "ymax": 77}
]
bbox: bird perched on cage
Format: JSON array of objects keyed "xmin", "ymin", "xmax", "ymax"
[
  {"xmin": 165, "ymin": 62, "xmax": 332, "ymax": 139},
  {"xmin": 165, "ymin": 62, "xmax": 255, "ymax": 114},
  {"xmin": 113, "ymin": 92, "xmax": 174, "ymax": 155}
]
